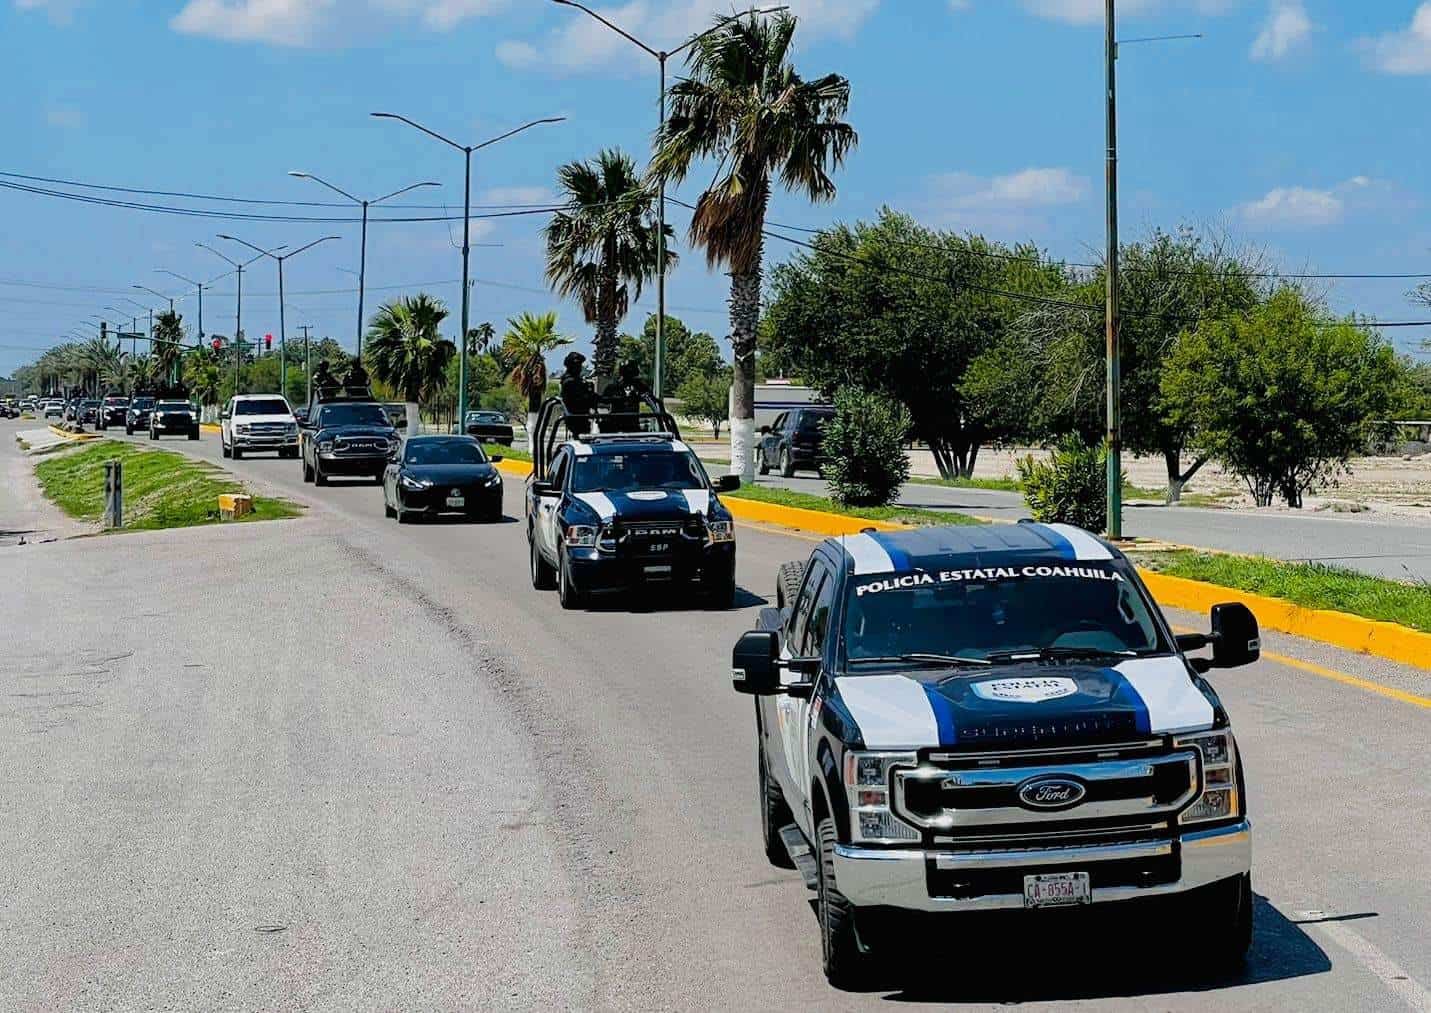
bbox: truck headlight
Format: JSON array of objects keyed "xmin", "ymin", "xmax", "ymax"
[
  {"xmin": 843, "ymin": 751, "xmax": 920, "ymax": 843},
  {"xmin": 236, "ymin": 423, "xmax": 250, "ymax": 433},
  {"xmin": 565, "ymin": 525, "xmax": 598, "ymax": 548},
  {"xmin": 1175, "ymin": 730, "xmax": 1240, "ymax": 825},
  {"xmin": 286, "ymin": 423, "xmax": 298, "ymax": 435},
  {"xmin": 706, "ymin": 519, "xmax": 735, "ymax": 544},
  {"xmin": 317, "ymin": 440, "xmax": 334, "ymax": 453}
]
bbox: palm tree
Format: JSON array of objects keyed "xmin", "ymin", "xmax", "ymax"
[
  {"xmin": 651, "ymin": 11, "xmax": 855, "ymax": 480},
  {"xmin": 127, "ymin": 354, "xmax": 158, "ymax": 393},
  {"xmin": 79, "ymin": 337, "xmax": 125, "ymax": 395},
  {"xmin": 152, "ymin": 310, "xmax": 185, "ymax": 385},
  {"xmin": 364, "ymin": 293, "xmax": 457, "ymax": 436},
  {"xmin": 184, "ymin": 349, "xmax": 222, "ymax": 412},
  {"xmin": 498, "ymin": 311, "xmax": 571, "ymax": 444},
  {"xmin": 545, "ymin": 149, "xmax": 673, "ymax": 387}
]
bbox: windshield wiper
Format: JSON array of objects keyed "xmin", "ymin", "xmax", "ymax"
[
  {"xmin": 849, "ymin": 653, "xmax": 992, "ymax": 668},
  {"xmin": 983, "ymin": 646, "xmax": 1140, "ymax": 664}
]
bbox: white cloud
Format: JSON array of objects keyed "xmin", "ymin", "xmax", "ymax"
[
  {"xmin": 1250, "ymin": 0, "xmax": 1311, "ymax": 62},
  {"xmin": 1236, "ymin": 177, "xmax": 1381, "ymax": 228},
  {"xmin": 1359, "ymin": 3, "xmax": 1431, "ymax": 75},
  {"xmin": 1021, "ymin": 0, "xmax": 1237, "ymax": 26},
  {"xmin": 481, "ymin": 186, "xmax": 553, "ymax": 206},
  {"xmin": 937, "ymin": 167, "xmax": 1090, "ymax": 210},
  {"xmin": 498, "ymin": 0, "xmax": 879, "ymax": 74},
  {"xmin": 170, "ymin": 0, "xmax": 508, "ymax": 47}
]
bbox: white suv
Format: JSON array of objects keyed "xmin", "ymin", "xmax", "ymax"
[{"xmin": 220, "ymin": 394, "xmax": 299, "ymax": 460}]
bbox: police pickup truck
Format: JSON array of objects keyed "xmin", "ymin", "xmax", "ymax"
[
  {"xmin": 732, "ymin": 522, "xmax": 1259, "ymax": 989},
  {"xmin": 526, "ymin": 393, "xmax": 741, "ymax": 609}
]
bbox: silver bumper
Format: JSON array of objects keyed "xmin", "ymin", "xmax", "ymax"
[{"xmin": 832, "ymin": 820, "xmax": 1250, "ymax": 912}]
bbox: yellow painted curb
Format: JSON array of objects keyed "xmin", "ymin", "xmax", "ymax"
[
  {"xmin": 200, "ymin": 423, "xmax": 221, "ymax": 434},
  {"xmin": 494, "ymin": 457, "xmax": 534, "ymax": 478},
  {"xmin": 1139, "ymin": 570, "xmax": 1431, "ymax": 672},
  {"xmin": 47, "ymin": 425, "xmax": 101, "ymax": 443},
  {"xmin": 218, "ymin": 493, "xmax": 253, "ymax": 519},
  {"xmin": 724, "ymin": 497, "xmax": 909, "ymax": 536}
]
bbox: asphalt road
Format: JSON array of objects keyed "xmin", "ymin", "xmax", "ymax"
[
  {"xmin": 4, "ymin": 420, "xmax": 1431, "ymax": 1010},
  {"xmin": 752, "ymin": 469, "xmax": 1431, "ymax": 581}
]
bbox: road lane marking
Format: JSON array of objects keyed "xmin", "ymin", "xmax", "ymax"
[{"xmin": 1313, "ymin": 919, "xmax": 1431, "ymax": 1011}]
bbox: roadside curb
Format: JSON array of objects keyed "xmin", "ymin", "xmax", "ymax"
[
  {"xmin": 486, "ymin": 454, "xmax": 1429, "ymax": 671},
  {"xmin": 46, "ymin": 425, "xmax": 100, "ymax": 443},
  {"xmin": 200, "ymin": 423, "xmax": 221, "ymax": 434}
]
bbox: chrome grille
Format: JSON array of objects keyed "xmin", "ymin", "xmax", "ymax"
[{"xmin": 893, "ymin": 740, "xmax": 1199, "ymax": 840}]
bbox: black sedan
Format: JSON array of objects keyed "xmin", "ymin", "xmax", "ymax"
[
  {"xmin": 463, "ymin": 410, "xmax": 515, "ymax": 446},
  {"xmin": 383, "ymin": 435, "xmax": 504, "ymax": 524}
]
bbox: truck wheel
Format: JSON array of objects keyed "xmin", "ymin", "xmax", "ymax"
[
  {"xmin": 221, "ymin": 439, "xmax": 231, "ymax": 458},
  {"xmin": 188, "ymin": 429, "xmax": 199, "ymax": 441},
  {"xmin": 779, "ymin": 448, "xmax": 796, "ymax": 478},
  {"xmin": 313, "ymin": 460, "xmax": 328, "ymax": 486},
  {"xmin": 231, "ymin": 445, "xmax": 242, "ymax": 460},
  {"xmin": 706, "ymin": 571, "xmax": 737, "ymax": 610},
  {"xmin": 817, "ymin": 817, "xmax": 879, "ymax": 991},
  {"xmin": 530, "ymin": 532, "xmax": 557, "ymax": 590},
  {"xmin": 302, "ymin": 456, "xmax": 314, "ymax": 483},
  {"xmin": 776, "ymin": 560, "xmax": 805, "ymax": 609},
  {"xmin": 126, "ymin": 424, "xmax": 133, "ymax": 435},
  {"xmin": 759, "ymin": 746, "xmax": 796, "ymax": 869},
  {"xmin": 149, "ymin": 429, "xmax": 157, "ymax": 441},
  {"xmin": 558, "ymin": 550, "xmax": 584, "ymax": 610},
  {"xmin": 1191, "ymin": 873, "xmax": 1253, "ymax": 972}
]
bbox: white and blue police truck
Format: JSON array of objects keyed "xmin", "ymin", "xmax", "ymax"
[{"xmin": 732, "ymin": 521, "xmax": 1259, "ymax": 990}]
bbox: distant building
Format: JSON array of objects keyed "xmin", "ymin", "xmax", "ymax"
[{"xmin": 754, "ymin": 380, "xmax": 826, "ymax": 429}]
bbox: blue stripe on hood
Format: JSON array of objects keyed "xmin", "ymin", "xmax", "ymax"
[{"xmin": 870, "ymin": 531, "xmax": 913, "ymax": 570}]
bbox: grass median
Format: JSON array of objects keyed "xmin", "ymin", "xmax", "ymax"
[
  {"xmin": 1133, "ymin": 549, "xmax": 1431, "ymax": 633},
  {"xmin": 35, "ymin": 440, "xmax": 301, "ymax": 532},
  {"xmin": 726, "ymin": 483, "xmax": 983, "ymax": 527},
  {"xmin": 482, "ymin": 442, "xmax": 530, "ymax": 463}
]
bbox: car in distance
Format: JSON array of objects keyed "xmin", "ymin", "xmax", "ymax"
[
  {"xmin": 220, "ymin": 394, "xmax": 299, "ymax": 459},
  {"xmin": 756, "ymin": 405, "xmax": 834, "ymax": 478},
  {"xmin": 125, "ymin": 396, "xmax": 156, "ymax": 433},
  {"xmin": 731, "ymin": 523, "xmax": 1259, "ymax": 988},
  {"xmin": 0, "ymin": 402, "xmax": 17, "ymax": 419},
  {"xmin": 149, "ymin": 399, "xmax": 200, "ymax": 440},
  {"xmin": 300, "ymin": 399, "xmax": 397, "ymax": 486},
  {"xmin": 383, "ymin": 435, "xmax": 504, "ymax": 523},
  {"xmin": 42, "ymin": 398, "xmax": 64, "ymax": 419},
  {"xmin": 96, "ymin": 395, "xmax": 129, "ymax": 430},
  {"xmin": 79, "ymin": 399, "xmax": 101, "ymax": 425},
  {"xmin": 463, "ymin": 409, "xmax": 515, "ymax": 446}
]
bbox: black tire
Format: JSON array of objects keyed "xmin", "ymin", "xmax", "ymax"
[
  {"xmin": 302, "ymin": 455, "xmax": 314, "ymax": 483},
  {"xmin": 817, "ymin": 817, "xmax": 879, "ymax": 991},
  {"xmin": 759, "ymin": 744, "xmax": 796, "ymax": 869},
  {"xmin": 779, "ymin": 448, "xmax": 796, "ymax": 478},
  {"xmin": 558, "ymin": 549, "xmax": 584, "ymax": 610},
  {"xmin": 125, "ymin": 424, "xmax": 133, "ymax": 435},
  {"xmin": 313, "ymin": 459, "xmax": 328, "ymax": 486},
  {"xmin": 149, "ymin": 429, "xmax": 157, "ymax": 441},
  {"xmin": 706, "ymin": 567, "xmax": 737, "ymax": 610},
  {"xmin": 530, "ymin": 531, "xmax": 557, "ymax": 590},
  {"xmin": 1191, "ymin": 873, "xmax": 1253, "ymax": 973},
  {"xmin": 221, "ymin": 440, "xmax": 231, "ymax": 458},
  {"xmin": 231, "ymin": 445, "xmax": 242, "ymax": 460},
  {"xmin": 384, "ymin": 498, "xmax": 395, "ymax": 518},
  {"xmin": 396, "ymin": 505, "xmax": 413, "ymax": 524},
  {"xmin": 757, "ymin": 449, "xmax": 770, "ymax": 476},
  {"xmin": 188, "ymin": 429, "xmax": 199, "ymax": 441},
  {"xmin": 777, "ymin": 560, "xmax": 805, "ymax": 610}
]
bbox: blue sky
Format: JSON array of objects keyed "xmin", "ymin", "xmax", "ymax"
[{"xmin": 5, "ymin": 0, "xmax": 1431, "ymax": 378}]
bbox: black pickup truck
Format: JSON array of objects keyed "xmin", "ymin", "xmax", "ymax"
[
  {"xmin": 299, "ymin": 398, "xmax": 397, "ymax": 486},
  {"xmin": 731, "ymin": 522, "xmax": 1260, "ymax": 989}
]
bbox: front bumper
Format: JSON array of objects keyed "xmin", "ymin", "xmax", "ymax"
[
  {"xmin": 832, "ymin": 820, "xmax": 1251, "ymax": 912},
  {"xmin": 316, "ymin": 452, "xmax": 387, "ymax": 474},
  {"xmin": 399, "ymin": 482, "xmax": 503, "ymax": 515},
  {"xmin": 567, "ymin": 540, "xmax": 735, "ymax": 592},
  {"xmin": 153, "ymin": 418, "xmax": 197, "ymax": 432},
  {"xmin": 234, "ymin": 433, "xmax": 299, "ymax": 449}
]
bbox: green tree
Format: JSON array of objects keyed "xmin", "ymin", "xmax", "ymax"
[
  {"xmin": 545, "ymin": 150, "xmax": 672, "ymax": 386},
  {"xmin": 498, "ymin": 311, "xmax": 571, "ymax": 441},
  {"xmin": 1162, "ymin": 288, "xmax": 1400, "ymax": 507},
  {"xmin": 652, "ymin": 10, "xmax": 856, "ymax": 481},
  {"xmin": 1017, "ymin": 435, "xmax": 1110, "ymax": 533},
  {"xmin": 184, "ymin": 348, "xmax": 223, "ymax": 411},
  {"xmin": 820, "ymin": 387, "xmax": 911, "ymax": 507},
  {"xmin": 676, "ymin": 366, "xmax": 731, "ymax": 438},
  {"xmin": 152, "ymin": 310, "xmax": 186, "ymax": 384},
  {"xmin": 617, "ymin": 314, "xmax": 724, "ymax": 394},
  {"xmin": 364, "ymin": 293, "xmax": 457, "ymax": 434}
]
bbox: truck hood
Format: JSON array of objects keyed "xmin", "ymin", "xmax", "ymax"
[
  {"xmin": 572, "ymin": 488, "xmax": 713, "ymax": 523},
  {"xmin": 316, "ymin": 425, "xmax": 394, "ymax": 439},
  {"xmin": 833, "ymin": 655, "xmax": 1215, "ymax": 751},
  {"xmin": 232, "ymin": 414, "xmax": 294, "ymax": 425}
]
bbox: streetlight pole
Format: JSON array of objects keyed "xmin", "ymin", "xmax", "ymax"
[
  {"xmin": 197, "ymin": 243, "xmax": 280, "ymax": 396},
  {"xmin": 551, "ymin": 1, "xmax": 787, "ymax": 399},
  {"xmin": 156, "ymin": 270, "xmax": 207, "ymax": 348},
  {"xmin": 371, "ymin": 112, "xmax": 564, "ymax": 428},
  {"xmin": 216, "ymin": 234, "xmax": 340, "ymax": 397},
  {"xmin": 287, "ymin": 172, "xmax": 440, "ymax": 358}
]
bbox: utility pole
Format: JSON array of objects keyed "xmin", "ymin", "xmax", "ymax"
[
  {"xmin": 299, "ymin": 325, "xmax": 313, "ymax": 405},
  {"xmin": 1105, "ymin": 0, "xmax": 1122, "ymax": 541}
]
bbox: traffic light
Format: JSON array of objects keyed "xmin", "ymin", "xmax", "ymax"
[
  {"xmin": 211, "ymin": 337, "xmax": 222, "ymax": 351},
  {"xmin": 264, "ymin": 333, "xmax": 273, "ymax": 352}
]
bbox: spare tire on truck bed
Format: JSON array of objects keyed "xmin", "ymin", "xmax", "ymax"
[{"xmin": 777, "ymin": 560, "xmax": 805, "ymax": 609}]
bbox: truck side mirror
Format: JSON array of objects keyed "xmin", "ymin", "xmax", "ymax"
[
  {"xmin": 732, "ymin": 630, "xmax": 781, "ymax": 695},
  {"xmin": 531, "ymin": 480, "xmax": 556, "ymax": 497},
  {"xmin": 1211, "ymin": 602, "xmax": 1260, "ymax": 668}
]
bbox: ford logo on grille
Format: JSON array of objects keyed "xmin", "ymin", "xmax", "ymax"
[{"xmin": 1017, "ymin": 776, "xmax": 1086, "ymax": 811}]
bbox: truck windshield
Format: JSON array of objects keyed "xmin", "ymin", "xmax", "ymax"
[
  {"xmin": 235, "ymin": 398, "xmax": 290, "ymax": 416},
  {"xmin": 320, "ymin": 404, "xmax": 390, "ymax": 427},
  {"xmin": 843, "ymin": 561, "xmax": 1164, "ymax": 666},
  {"xmin": 572, "ymin": 451, "xmax": 707, "ymax": 493}
]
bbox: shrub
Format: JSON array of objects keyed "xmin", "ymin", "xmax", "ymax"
[
  {"xmin": 820, "ymin": 387, "xmax": 911, "ymax": 507},
  {"xmin": 1017, "ymin": 435, "xmax": 1109, "ymax": 533}
]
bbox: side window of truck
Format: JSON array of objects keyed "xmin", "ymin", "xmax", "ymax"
[
  {"xmin": 803, "ymin": 567, "xmax": 837, "ymax": 657},
  {"xmin": 789, "ymin": 561, "xmax": 828, "ymax": 656},
  {"xmin": 549, "ymin": 450, "xmax": 569, "ymax": 490}
]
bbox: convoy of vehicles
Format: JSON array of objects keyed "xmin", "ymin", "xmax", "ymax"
[
  {"xmin": 757, "ymin": 405, "xmax": 834, "ymax": 478},
  {"xmin": 126, "ymin": 397, "xmax": 156, "ymax": 433},
  {"xmin": 299, "ymin": 387, "xmax": 397, "ymax": 486},
  {"xmin": 149, "ymin": 399, "xmax": 200, "ymax": 440},
  {"xmin": 382, "ymin": 434, "xmax": 504, "ymax": 523},
  {"xmin": 730, "ymin": 523, "xmax": 1259, "ymax": 988},
  {"xmin": 220, "ymin": 394, "xmax": 299, "ymax": 459},
  {"xmin": 463, "ymin": 409, "xmax": 515, "ymax": 446},
  {"xmin": 96, "ymin": 396, "xmax": 130, "ymax": 429}
]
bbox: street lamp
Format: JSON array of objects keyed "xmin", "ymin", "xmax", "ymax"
[
  {"xmin": 156, "ymin": 269, "xmax": 209, "ymax": 347},
  {"xmin": 133, "ymin": 284, "xmax": 175, "ymax": 313},
  {"xmin": 372, "ymin": 111, "xmax": 564, "ymax": 428},
  {"xmin": 287, "ymin": 171, "xmax": 440, "ymax": 356},
  {"xmin": 108, "ymin": 303, "xmax": 144, "ymax": 359},
  {"xmin": 551, "ymin": 0, "xmax": 788, "ymax": 398},
  {"xmin": 216, "ymin": 233, "xmax": 340, "ymax": 397},
  {"xmin": 196, "ymin": 242, "xmax": 285, "ymax": 395}
]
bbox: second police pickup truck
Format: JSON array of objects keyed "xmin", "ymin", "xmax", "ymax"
[{"xmin": 732, "ymin": 522, "xmax": 1259, "ymax": 989}]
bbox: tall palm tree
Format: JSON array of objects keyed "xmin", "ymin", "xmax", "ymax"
[
  {"xmin": 184, "ymin": 348, "xmax": 222, "ymax": 411},
  {"xmin": 127, "ymin": 354, "xmax": 158, "ymax": 393},
  {"xmin": 651, "ymin": 11, "xmax": 855, "ymax": 480},
  {"xmin": 79, "ymin": 337, "xmax": 125, "ymax": 395},
  {"xmin": 545, "ymin": 149, "xmax": 674, "ymax": 387},
  {"xmin": 364, "ymin": 293, "xmax": 457, "ymax": 436},
  {"xmin": 498, "ymin": 311, "xmax": 571, "ymax": 444},
  {"xmin": 152, "ymin": 310, "xmax": 185, "ymax": 385}
]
